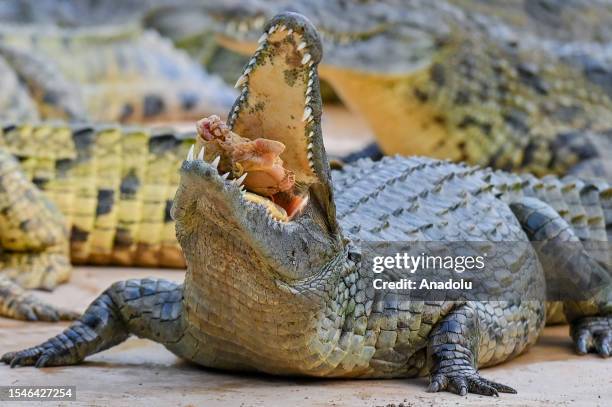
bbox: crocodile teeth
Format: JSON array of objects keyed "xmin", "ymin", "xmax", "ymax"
[
  {"xmin": 307, "ymin": 142, "xmax": 313, "ymax": 150},
  {"xmin": 287, "ymin": 29, "xmax": 293, "ymax": 35},
  {"xmin": 211, "ymin": 156, "xmax": 220, "ymax": 169},
  {"xmin": 268, "ymin": 25, "xmax": 276, "ymax": 34},
  {"xmin": 308, "ymin": 79, "xmax": 313, "ymax": 87},
  {"xmin": 258, "ymin": 33, "xmax": 268, "ymax": 43},
  {"xmin": 235, "ymin": 173, "xmax": 248, "ymax": 185},
  {"xmin": 187, "ymin": 144, "xmax": 195, "ymax": 161},
  {"xmin": 244, "ymin": 67, "xmax": 252, "ymax": 75},
  {"xmin": 278, "ymin": 25, "xmax": 286, "ymax": 32},
  {"xmin": 302, "ymin": 106, "xmax": 312, "ymax": 122},
  {"xmin": 307, "ymin": 151, "xmax": 313, "ymax": 160},
  {"xmin": 197, "ymin": 147, "xmax": 205, "ymax": 161},
  {"xmin": 221, "ymin": 172, "xmax": 230, "ymax": 180},
  {"xmin": 234, "ymin": 74, "xmax": 247, "ymax": 88},
  {"xmin": 297, "ymin": 42, "xmax": 307, "ymax": 51},
  {"xmin": 301, "ymin": 53, "xmax": 311, "ymax": 65},
  {"xmin": 305, "ymin": 96, "xmax": 311, "ymax": 105},
  {"xmin": 306, "ymin": 86, "xmax": 312, "ymax": 95},
  {"xmin": 309, "ymin": 131, "xmax": 314, "ymax": 139}
]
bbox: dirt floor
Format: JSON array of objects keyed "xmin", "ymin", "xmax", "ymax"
[{"xmin": 1, "ymin": 108, "xmax": 611, "ymax": 406}]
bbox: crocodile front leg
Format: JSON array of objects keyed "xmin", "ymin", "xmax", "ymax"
[
  {"xmin": 426, "ymin": 303, "xmax": 518, "ymax": 396},
  {"xmin": 1, "ymin": 278, "xmax": 184, "ymax": 367}
]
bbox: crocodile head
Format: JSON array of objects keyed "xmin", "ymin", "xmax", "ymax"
[{"xmin": 172, "ymin": 12, "xmax": 344, "ymax": 283}]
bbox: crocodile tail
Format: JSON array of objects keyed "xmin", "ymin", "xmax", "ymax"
[
  {"xmin": 0, "ymin": 123, "xmax": 192, "ymax": 268},
  {"xmin": 492, "ymin": 170, "xmax": 611, "ymax": 265}
]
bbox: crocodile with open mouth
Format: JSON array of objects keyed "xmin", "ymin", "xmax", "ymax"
[
  {"xmin": 178, "ymin": 0, "xmax": 612, "ymax": 178},
  {"xmin": 3, "ymin": 13, "xmax": 610, "ymax": 397}
]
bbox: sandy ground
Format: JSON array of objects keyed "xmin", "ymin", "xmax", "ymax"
[
  {"xmin": 1, "ymin": 108, "xmax": 611, "ymax": 406},
  {"xmin": 0, "ymin": 267, "xmax": 610, "ymax": 407}
]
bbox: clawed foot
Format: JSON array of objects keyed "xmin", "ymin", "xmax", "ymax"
[
  {"xmin": 2, "ymin": 336, "xmax": 77, "ymax": 368},
  {"xmin": 571, "ymin": 316, "xmax": 612, "ymax": 357},
  {"xmin": 10, "ymin": 295, "xmax": 79, "ymax": 322},
  {"xmin": 427, "ymin": 367, "xmax": 517, "ymax": 397}
]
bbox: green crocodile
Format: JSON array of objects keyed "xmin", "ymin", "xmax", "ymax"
[
  {"xmin": 0, "ymin": 23, "xmax": 236, "ymax": 123},
  {"xmin": 190, "ymin": 0, "xmax": 612, "ymax": 178},
  {"xmin": 3, "ymin": 13, "xmax": 610, "ymax": 398}
]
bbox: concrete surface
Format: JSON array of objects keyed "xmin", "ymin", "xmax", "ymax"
[{"xmin": 1, "ymin": 267, "xmax": 610, "ymax": 407}]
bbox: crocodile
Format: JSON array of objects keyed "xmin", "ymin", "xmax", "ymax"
[
  {"xmin": 3, "ymin": 13, "xmax": 610, "ymax": 398},
  {"xmin": 0, "ymin": 122, "xmax": 198, "ymax": 321},
  {"xmin": 0, "ymin": 23, "xmax": 235, "ymax": 123},
  {"xmin": 186, "ymin": 0, "xmax": 612, "ymax": 178}
]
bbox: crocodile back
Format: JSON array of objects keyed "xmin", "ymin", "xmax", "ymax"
[{"xmin": 0, "ymin": 123, "xmax": 193, "ymax": 267}]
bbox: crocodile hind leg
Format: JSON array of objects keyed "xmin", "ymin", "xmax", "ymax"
[
  {"xmin": 426, "ymin": 302, "xmax": 531, "ymax": 396},
  {"xmin": 1, "ymin": 278, "xmax": 184, "ymax": 367},
  {"xmin": 0, "ymin": 149, "xmax": 77, "ymax": 320},
  {"xmin": 0, "ymin": 276, "xmax": 78, "ymax": 321},
  {"xmin": 510, "ymin": 197, "xmax": 612, "ymax": 357}
]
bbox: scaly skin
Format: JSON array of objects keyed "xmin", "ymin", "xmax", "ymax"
[
  {"xmin": 0, "ymin": 150, "xmax": 76, "ymax": 321},
  {"xmin": 0, "ymin": 123, "xmax": 194, "ymax": 271},
  {"xmin": 0, "ymin": 122, "xmax": 195, "ymax": 320},
  {"xmin": 205, "ymin": 0, "xmax": 612, "ymax": 178},
  {"xmin": 0, "ymin": 23, "xmax": 235, "ymax": 123},
  {"xmin": 4, "ymin": 14, "xmax": 610, "ymax": 398}
]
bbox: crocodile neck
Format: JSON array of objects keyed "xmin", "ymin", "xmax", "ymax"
[{"xmin": 180, "ymin": 216, "xmax": 351, "ymax": 374}]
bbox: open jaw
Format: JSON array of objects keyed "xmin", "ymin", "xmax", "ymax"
[{"xmin": 179, "ymin": 12, "xmax": 335, "ymax": 230}]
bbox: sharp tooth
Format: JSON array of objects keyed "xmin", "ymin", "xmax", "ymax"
[
  {"xmin": 244, "ymin": 67, "xmax": 252, "ymax": 75},
  {"xmin": 308, "ymin": 79, "xmax": 313, "ymax": 86},
  {"xmin": 197, "ymin": 147, "xmax": 205, "ymax": 160},
  {"xmin": 306, "ymin": 86, "xmax": 312, "ymax": 95},
  {"xmin": 307, "ymin": 142, "xmax": 313, "ymax": 150},
  {"xmin": 287, "ymin": 29, "xmax": 293, "ymax": 35},
  {"xmin": 248, "ymin": 57, "xmax": 257, "ymax": 66},
  {"xmin": 279, "ymin": 25, "xmax": 286, "ymax": 32},
  {"xmin": 221, "ymin": 172, "xmax": 230, "ymax": 180},
  {"xmin": 309, "ymin": 69, "xmax": 314, "ymax": 77},
  {"xmin": 236, "ymin": 173, "xmax": 248, "ymax": 185},
  {"xmin": 297, "ymin": 42, "xmax": 306, "ymax": 51},
  {"xmin": 302, "ymin": 106, "xmax": 312, "ymax": 121},
  {"xmin": 307, "ymin": 151, "xmax": 313, "ymax": 160},
  {"xmin": 268, "ymin": 25, "xmax": 276, "ymax": 34},
  {"xmin": 211, "ymin": 156, "xmax": 220, "ymax": 168},
  {"xmin": 305, "ymin": 96, "xmax": 311, "ymax": 105},
  {"xmin": 258, "ymin": 33, "xmax": 268, "ymax": 43},
  {"xmin": 309, "ymin": 131, "xmax": 314, "ymax": 139},
  {"xmin": 235, "ymin": 74, "xmax": 247, "ymax": 88},
  {"xmin": 187, "ymin": 144, "xmax": 194, "ymax": 160},
  {"xmin": 301, "ymin": 53, "xmax": 311, "ymax": 65}
]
